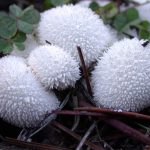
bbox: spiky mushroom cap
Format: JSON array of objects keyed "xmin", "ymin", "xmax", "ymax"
[
  {"xmin": 92, "ymin": 38, "xmax": 150, "ymax": 112},
  {"xmin": 36, "ymin": 5, "xmax": 117, "ymax": 66},
  {"xmin": 0, "ymin": 56, "xmax": 60, "ymax": 128},
  {"xmin": 11, "ymin": 35, "xmax": 39, "ymax": 58},
  {"xmin": 28, "ymin": 45, "xmax": 80, "ymax": 90}
]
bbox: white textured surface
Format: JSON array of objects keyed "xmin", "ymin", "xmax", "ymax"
[
  {"xmin": 28, "ymin": 45, "xmax": 80, "ymax": 89},
  {"xmin": 92, "ymin": 38, "xmax": 150, "ymax": 112},
  {"xmin": 0, "ymin": 56, "xmax": 60, "ymax": 128},
  {"xmin": 131, "ymin": 0, "xmax": 150, "ymax": 4},
  {"xmin": 137, "ymin": 3, "xmax": 150, "ymax": 21},
  {"xmin": 11, "ymin": 35, "xmax": 39, "ymax": 58},
  {"xmin": 36, "ymin": 5, "xmax": 117, "ymax": 66}
]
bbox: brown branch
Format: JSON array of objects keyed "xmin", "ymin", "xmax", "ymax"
[
  {"xmin": 104, "ymin": 119, "xmax": 150, "ymax": 144},
  {"xmin": 54, "ymin": 109, "xmax": 111, "ymax": 118},
  {"xmin": 54, "ymin": 110, "xmax": 150, "ymax": 145},
  {"xmin": 75, "ymin": 107, "xmax": 150, "ymax": 121},
  {"xmin": 52, "ymin": 121, "xmax": 105, "ymax": 150},
  {"xmin": 3, "ymin": 137, "xmax": 69, "ymax": 150},
  {"xmin": 79, "ymin": 100, "xmax": 150, "ymax": 145},
  {"xmin": 77, "ymin": 46, "xmax": 92, "ymax": 96}
]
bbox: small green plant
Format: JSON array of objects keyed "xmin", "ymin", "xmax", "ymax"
[
  {"xmin": 0, "ymin": 4, "xmax": 40, "ymax": 54},
  {"xmin": 89, "ymin": 2, "xmax": 150, "ymax": 40},
  {"xmin": 44, "ymin": 0, "xmax": 74, "ymax": 9},
  {"xmin": 113, "ymin": 8, "xmax": 139, "ymax": 32},
  {"xmin": 89, "ymin": 2, "xmax": 118, "ymax": 24},
  {"xmin": 113, "ymin": 8, "xmax": 150, "ymax": 40}
]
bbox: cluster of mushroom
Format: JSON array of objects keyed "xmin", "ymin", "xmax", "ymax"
[
  {"xmin": 0, "ymin": 4, "xmax": 150, "ymax": 129},
  {"xmin": 0, "ymin": 5, "xmax": 116, "ymax": 128}
]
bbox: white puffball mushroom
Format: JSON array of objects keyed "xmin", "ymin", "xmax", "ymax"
[
  {"xmin": 11, "ymin": 35, "xmax": 39, "ymax": 58},
  {"xmin": 28, "ymin": 45, "xmax": 80, "ymax": 90},
  {"xmin": 36, "ymin": 5, "xmax": 117, "ymax": 66},
  {"xmin": 0, "ymin": 56, "xmax": 60, "ymax": 128},
  {"xmin": 92, "ymin": 38, "xmax": 150, "ymax": 112}
]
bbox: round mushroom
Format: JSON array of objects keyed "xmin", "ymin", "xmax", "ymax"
[
  {"xmin": 0, "ymin": 56, "xmax": 60, "ymax": 128},
  {"xmin": 28, "ymin": 45, "xmax": 80, "ymax": 90},
  {"xmin": 92, "ymin": 38, "xmax": 150, "ymax": 112},
  {"xmin": 36, "ymin": 5, "xmax": 117, "ymax": 66}
]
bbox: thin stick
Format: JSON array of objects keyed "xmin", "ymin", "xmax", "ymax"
[
  {"xmin": 79, "ymin": 100, "xmax": 150, "ymax": 145},
  {"xmin": 104, "ymin": 119, "xmax": 150, "ymax": 144},
  {"xmin": 54, "ymin": 110, "xmax": 150, "ymax": 144},
  {"xmin": 76, "ymin": 122, "xmax": 96, "ymax": 150},
  {"xmin": 52, "ymin": 121, "xmax": 105, "ymax": 150},
  {"xmin": 54, "ymin": 110, "xmax": 110, "ymax": 118},
  {"xmin": 46, "ymin": 40, "xmax": 52, "ymax": 45},
  {"xmin": 77, "ymin": 46, "xmax": 92, "ymax": 96},
  {"xmin": 4, "ymin": 137, "xmax": 69, "ymax": 150},
  {"xmin": 75, "ymin": 107, "xmax": 150, "ymax": 121}
]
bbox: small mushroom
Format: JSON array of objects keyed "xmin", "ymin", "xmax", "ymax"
[
  {"xmin": 0, "ymin": 56, "xmax": 60, "ymax": 128},
  {"xmin": 36, "ymin": 5, "xmax": 117, "ymax": 66},
  {"xmin": 92, "ymin": 38, "xmax": 150, "ymax": 112},
  {"xmin": 28, "ymin": 45, "xmax": 80, "ymax": 90}
]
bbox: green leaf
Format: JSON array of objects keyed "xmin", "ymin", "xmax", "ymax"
[
  {"xmin": 15, "ymin": 42, "xmax": 25, "ymax": 51},
  {"xmin": 0, "ymin": 12, "xmax": 8, "ymax": 19},
  {"xmin": 126, "ymin": 8, "xmax": 139, "ymax": 22},
  {"xmin": 17, "ymin": 20, "xmax": 33, "ymax": 34},
  {"xmin": 113, "ymin": 7, "xmax": 140, "ymax": 32},
  {"xmin": 44, "ymin": 0, "xmax": 54, "ymax": 9},
  {"xmin": 89, "ymin": 2, "xmax": 100, "ymax": 12},
  {"xmin": 139, "ymin": 29, "xmax": 150, "ymax": 40},
  {"xmin": 9, "ymin": 4, "xmax": 22, "ymax": 17},
  {"xmin": 0, "ymin": 39, "xmax": 13, "ymax": 53},
  {"xmin": 102, "ymin": 2, "xmax": 118, "ymax": 19},
  {"xmin": 139, "ymin": 21, "xmax": 150, "ymax": 30},
  {"xmin": 50, "ymin": 0, "xmax": 70, "ymax": 6},
  {"xmin": 20, "ymin": 6, "xmax": 40, "ymax": 24},
  {"xmin": 12, "ymin": 31, "xmax": 26, "ymax": 43},
  {"xmin": 0, "ymin": 16, "xmax": 17, "ymax": 39},
  {"xmin": 113, "ymin": 13, "xmax": 127, "ymax": 31},
  {"xmin": 96, "ymin": 2, "xmax": 118, "ymax": 24}
]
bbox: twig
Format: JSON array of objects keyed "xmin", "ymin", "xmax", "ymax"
[
  {"xmin": 75, "ymin": 107, "xmax": 150, "ymax": 121},
  {"xmin": 78, "ymin": 100, "xmax": 150, "ymax": 145},
  {"xmin": 71, "ymin": 96, "xmax": 80, "ymax": 131},
  {"xmin": 52, "ymin": 121, "xmax": 105, "ymax": 150},
  {"xmin": 77, "ymin": 46, "xmax": 92, "ymax": 96},
  {"xmin": 54, "ymin": 110, "xmax": 150, "ymax": 144},
  {"xmin": 104, "ymin": 118, "xmax": 150, "ymax": 144},
  {"xmin": 46, "ymin": 40, "xmax": 52, "ymax": 45},
  {"xmin": 76, "ymin": 122, "xmax": 96, "ymax": 150},
  {"xmin": 3, "ymin": 137, "xmax": 69, "ymax": 150},
  {"xmin": 53, "ymin": 110, "xmax": 110, "ymax": 118}
]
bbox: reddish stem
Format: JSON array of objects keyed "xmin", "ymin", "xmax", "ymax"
[
  {"xmin": 77, "ymin": 46, "xmax": 93, "ymax": 96},
  {"xmin": 4, "ymin": 137, "xmax": 69, "ymax": 150},
  {"xmin": 75, "ymin": 107, "xmax": 150, "ymax": 121},
  {"xmin": 78, "ymin": 100, "xmax": 150, "ymax": 145}
]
